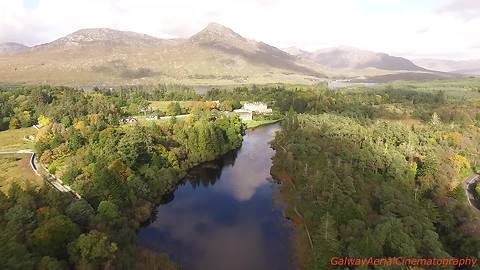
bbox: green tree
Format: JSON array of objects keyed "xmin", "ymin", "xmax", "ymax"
[
  {"xmin": 31, "ymin": 215, "xmax": 80, "ymax": 258},
  {"xmin": 38, "ymin": 256, "xmax": 66, "ymax": 270},
  {"xmin": 95, "ymin": 200, "xmax": 120, "ymax": 226},
  {"xmin": 66, "ymin": 200, "xmax": 94, "ymax": 228},
  {"xmin": 68, "ymin": 230, "xmax": 118, "ymax": 269},
  {"xmin": 167, "ymin": 102, "xmax": 182, "ymax": 116},
  {"xmin": 0, "ymin": 233, "xmax": 34, "ymax": 270}
]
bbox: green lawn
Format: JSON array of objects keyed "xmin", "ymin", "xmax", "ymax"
[
  {"xmin": 149, "ymin": 100, "xmax": 196, "ymax": 112},
  {"xmin": 0, "ymin": 127, "xmax": 37, "ymax": 152},
  {"xmin": 244, "ymin": 119, "xmax": 280, "ymax": 129},
  {"xmin": 0, "ymin": 154, "xmax": 42, "ymax": 193}
]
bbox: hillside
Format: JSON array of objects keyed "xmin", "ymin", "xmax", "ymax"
[
  {"xmin": 0, "ymin": 24, "xmax": 458, "ymax": 86},
  {"xmin": 0, "ymin": 42, "xmax": 29, "ymax": 54},
  {"xmin": 413, "ymin": 58, "xmax": 480, "ymax": 75},
  {"xmin": 289, "ymin": 46, "xmax": 425, "ymax": 71}
]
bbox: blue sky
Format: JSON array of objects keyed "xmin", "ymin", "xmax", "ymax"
[
  {"xmin": 1, "ymin": 0, "xmax": 479, "ymax": 60},
  {"xmin": 23, "ymin": 0, "xmax": 39, "ymax": 10}
]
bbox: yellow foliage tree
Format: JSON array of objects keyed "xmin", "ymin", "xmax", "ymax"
[
  {"xmin": 73, "ymin": 120, "xmax": 87, "ymax": 134},
  {"xmin": 449, "ymin": 154, "xmax": 471, "ymax": 178},
  {"xmin": 38, "ymin": 115, "xmax": 51, "ymax": 127}
]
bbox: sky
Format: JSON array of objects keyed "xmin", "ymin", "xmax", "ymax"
[{"xmin": 0, "ymin": 0, "xmax": 479, "ymax": 60}]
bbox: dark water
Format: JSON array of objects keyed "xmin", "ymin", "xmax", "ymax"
[{"xmin": 138, "ymin": 123, "xmax": 295, "ymax": 270}]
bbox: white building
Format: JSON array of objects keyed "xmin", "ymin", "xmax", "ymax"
[
  {"xmin": 233, "ymin": 109, "xmax": 253, "ymax": 121},
  {"xmin": 242, "ymin": 102, "xmax": 272, "ymax": 114},
  {"xmin": 145, "ymin": 115, "xmax": 158, "ymax": 121}
]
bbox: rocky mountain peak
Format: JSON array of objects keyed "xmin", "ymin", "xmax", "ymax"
[
  {"xmin": 45, "ymin": 28, "xmax": 162, "ymax": 48},
  {"xmin": 189, "ymin": 23, "xmax": 246, "ymax": 44}
]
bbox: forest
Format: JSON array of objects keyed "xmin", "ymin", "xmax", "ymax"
[
  {"xmin": 2, "ymin": 80, "xmax": 480, "ymax": 269},
  {"xmin": 0, "ymin": 85, "xmax": 245, "ymax": 269},
  {"xmin": 270, "ymin": 80, "xmax": 480, "ymax": 269}
]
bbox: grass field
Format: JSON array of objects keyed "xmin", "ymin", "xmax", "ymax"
[
  {"xmin": 244, "ymin": 119, "xmax": 280, "ymax": 129},
  {"xmin": 0, "ymin": 153, "xmax": 42, "ymax": 193},
  {"xmin": 0, "ymin": 127, "xmax": 36, "ymax": 152},
  {"xmin": 149, "ymin": 101, "xmax": 196, "ymax": 112}
]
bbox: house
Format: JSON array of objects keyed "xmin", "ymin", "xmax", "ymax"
[
  {"xmin": 233, "ymin": 109, "xmax": 253, "ymax": 121},
  {"xmin": 242, "ymin": 102, "xmax": 272, "ymax": 114},
  {"xmin": 145, "ymin": 115, "xmax": 158, "ymax": 121},
  {"xmin": 119, "ymin": 117, "xmax": 138, "ymax": 124}
]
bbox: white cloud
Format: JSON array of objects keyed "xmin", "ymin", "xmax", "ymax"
[
  {"xmin": 0, "ymin": 0, "xmax": 478, "ymax": 59},
  {"xmin": 437, "ymin": 0, "xmax": 480, "ymax": 20}
]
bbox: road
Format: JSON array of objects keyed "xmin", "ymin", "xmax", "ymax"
[
  {"xmin": 464, "ymin": 174, "xmax": 480, "ymax": 210},
  {"xmin": 158, "ymin": 114, "xmax": 190, "ymax": 120}
]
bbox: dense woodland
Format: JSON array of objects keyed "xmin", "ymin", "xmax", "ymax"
[
  {"xmin": 2, "ymin": 80, "xmax": 480, "ymax": 269},
  {"xmin": 270, "ymin": 80, "xmax": 480, "ymax": 269},
  {"xmin": 0, "ymin": 85, "xmax": 244, "ymax": 269}
]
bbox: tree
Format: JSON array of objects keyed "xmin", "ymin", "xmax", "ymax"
[
  {"xmin": 167, "ymin": 102, "xmax": 182, "ymax": 116},
  {"xmin": 31, "ymin": 215, "xmax": 80, "ymax": 258},
  {"xmin": 67, "ymin": 129, "xmax": 85, "ymax": 152},
  {"xmin": 38, "ymin": 256, "xmax": 66, "ymax": 270},
  {"xmin": 38, "ymin": 115, "xmax": 52, "ymax": 126},
  {"xmin": 66, "ymin": 200, "xmax": 94, "ymax": 228},
  {"xmin": 0, "ymin": 233, "xmax": 34, "ymax": 270},
  {"xmin": 219, "ymin": 100, "xmax": 233, "ymax": 112},
  {"xmin": 61, "ymin": 116, "xmax": 72, "ymax": 128},
  {"xmin": 117, "ymin": 127, "xmax": 154, "ymax": 167},
  {"xmin": 68, "ymin": 230, "xmax": 118, "ymax": 269},
  {"xmin": 95, "ymin": 200, "xmax": 120, "ymax": 226}
]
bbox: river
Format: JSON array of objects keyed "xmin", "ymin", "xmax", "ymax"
[{"xmin": 138, "ymin": 123, "xmax": 295, "ymax": 270}]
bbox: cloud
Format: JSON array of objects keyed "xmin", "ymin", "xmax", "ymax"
[
  {"xmin": 471, "ymin": 41, "xmax": 480, "ymax": 49},
  {"xmin": 437, "ymin": 0, "xmax": 480, "ymax": 20},
  {"xmin": 0, "ymin": 0, "xmax": 479, "ymax": 59}
]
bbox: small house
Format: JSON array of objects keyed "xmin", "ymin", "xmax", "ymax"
[
  {"xmin": 145, "ymin": 115, "xmax": 158, "ymax": 121},
  {"xmin": 119, "ymin": 117, "xmax": 138, "ymax": 124}
]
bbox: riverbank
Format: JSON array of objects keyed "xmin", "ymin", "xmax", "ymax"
[
  {"xmin": 245, "ymin": 119, "xmax": 281, "ymax": 129},
  {"xmin": 271, "ymin": 168, "xmax": 312, "ymax": 270}
]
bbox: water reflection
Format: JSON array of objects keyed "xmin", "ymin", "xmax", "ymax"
[{"xmin": 138, "ymin": 124, "xmax": 294, "ymax": 270}]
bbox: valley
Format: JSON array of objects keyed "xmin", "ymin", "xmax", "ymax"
[{"xmin": 1, "ymin": 1, "xmax": 480, "ymax": 269}]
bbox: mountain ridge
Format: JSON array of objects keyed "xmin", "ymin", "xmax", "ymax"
[
  {"xmin": 0, "ymin": 23, "xmax": 461, "ymax": 86},
  {"xmin": 0, "ymin": 42, "xmax": 29, "ymax": 54},
  {"xmin": 287, "ymin": 46, "xmax": 425, "ymax": 71},
  {"xmin": 413, "ymin": 58, "xmax": 480, "ymax": 75}
]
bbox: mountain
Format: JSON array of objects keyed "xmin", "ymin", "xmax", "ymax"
[
  {"xmin": 0, "ymin": 24, "xmax": 458, "ymax": 86},
  {"xmin": 0, "ymin": 42, "xmax": 29, "ymax": 54},
  {"xmin": 0, "ymin": 24, "xmax": 328, "ymax": 86},
  {"xmin": 188, "ymin": 23, "xmax": 321, "ymax": 77},
  {"xmin": 38, "ymin": 28, "xmax": 165, "ymax": 49},
  {"xmin": 413, "ymin": 58, "xmax": 480, "ymax": 75},
  {"xmin": 290, "ymin": 46, "xmax": 425, "ymax": 71}
]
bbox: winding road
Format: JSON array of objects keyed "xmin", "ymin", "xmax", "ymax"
[{"xmin": 464, "ymin": 174, "xmax": 480, "ymax": 210}]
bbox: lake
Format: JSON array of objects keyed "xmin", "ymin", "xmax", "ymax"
[{"xmin": 138, "ymin": 123, "xmax": 295, "ymax": 270}]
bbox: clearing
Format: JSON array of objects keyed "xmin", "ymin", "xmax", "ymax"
[
  {"xmin": 0, "ymin": 127, "xmax": 37, "ymax": 152},
  {"xmin": 0, "ymin": 153, "xmax": 42, "ymax": 193}
]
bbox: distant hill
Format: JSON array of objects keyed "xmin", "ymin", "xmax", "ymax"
[
  {"xmin": 288, "ymin": 46, "xmax": 425, "ymax": 71},
  {"xmin": 0, "ymin": 24, "xmax": 459, "ymax": 86},
  {"xmin": 0, "ymin": 42, "xmax": 29, "ymax": 54},
  {"xmin": 38, "ymin": 28, "xmax": 165, "ymax": 48},
  {"xmin": 0, "ymin": 24, "xmax": 327, "ymax": 86},
  {"xmin": 413, "ymin": 58, "xmax": 480, "ymax": 75}
]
